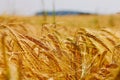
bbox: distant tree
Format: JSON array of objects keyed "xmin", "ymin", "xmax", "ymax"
[
  {"xmin": 8, "ymin": 0, "xmax": 16, "ymax": 15},
  {"xmin": 52, "ymin": 0, "xmax": 56, "ymax": 24},
  {"xmin": 41, "ymin": 0, "xmax": 47, "ymax": 23}
]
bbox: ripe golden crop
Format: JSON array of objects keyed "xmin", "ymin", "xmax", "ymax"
[{"xmin": 0, "ymin": 15, "xmax": 120, "ymax": 80}]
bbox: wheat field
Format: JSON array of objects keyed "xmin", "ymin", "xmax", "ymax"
[{"xmin": 0, "ymin": 15, "xmax": 120, "ymax": 80}]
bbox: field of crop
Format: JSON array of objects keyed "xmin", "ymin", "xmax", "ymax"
[{"xmin": 0, "ymin": 15, "xmax": 120, "ymax": 80}]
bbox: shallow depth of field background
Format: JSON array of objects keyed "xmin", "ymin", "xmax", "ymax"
[{"xmin": 0, "ymin": 0, "xmax": 120, "ymax": 15}]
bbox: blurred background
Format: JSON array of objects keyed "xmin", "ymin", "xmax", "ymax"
[{"xmin": 0, "ymin": 0, "xmax": 120, "ymax": 16}]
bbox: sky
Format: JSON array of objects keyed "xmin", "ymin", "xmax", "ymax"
[{"xmin": 0, "ymin": 0, "xmax": 120, "ymax": 15}]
